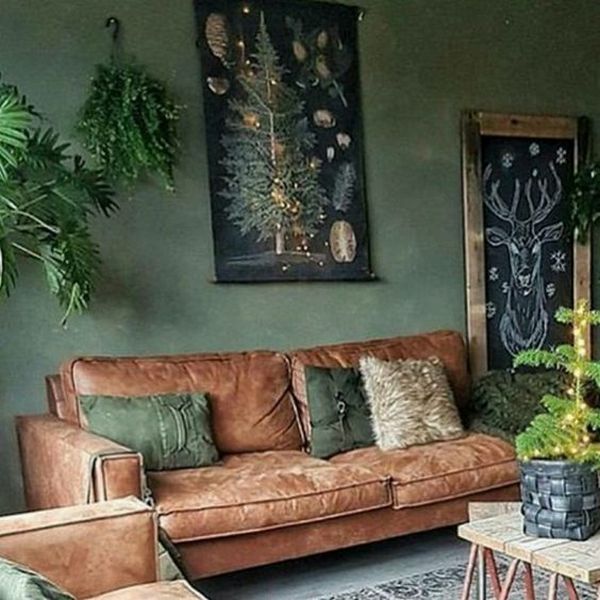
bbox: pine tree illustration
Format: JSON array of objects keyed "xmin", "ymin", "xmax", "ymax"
[{"xmin": 220, "ymin": 12, "xmax": 328, "ymax": 255}]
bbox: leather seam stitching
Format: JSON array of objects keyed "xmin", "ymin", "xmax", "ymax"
[
  {"xmin": 391, "ymin": 457, "xmax": 516, "ymax": 486},
  {"xmin": 154, "ymin": 478, "xmax": 390, "ymax": 515},
  {"xmin": 392, "ymin": 479, "xmax": 521, "ymax": 509},
  {"xmin": 163, "ymin": 499, "xmax": 393, "ymax": 543}
]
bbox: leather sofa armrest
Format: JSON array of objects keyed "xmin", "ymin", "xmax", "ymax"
[
  {"xmin": 0, "ymin": 497, "xmax": 158, "ymax": 599},
  {"xmin": 16, "ymin": 414, "xmax": 143, "ymax": 510}
]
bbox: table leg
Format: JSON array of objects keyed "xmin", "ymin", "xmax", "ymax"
[
  {"xmin": 461, "ymin": 544, "xmax": 478, "ymax": 600},
  {"xmin": 484, "ymin": 548, "xmax": 501, "ymax": 599},
  {"xmin": 547, "ymin": 573, "xmax": 558, "ymax": 600},
  {"xmin": 478, "ymin": 545, "xmax": 487, "ymax": 600},
  {"xmin": 523, "ymin": 562, "xmax": 535, "ymax": 600},
  {"xmin": 562, "ymin": 576, "xmax": 579, "ymax": 600},
  {"xmin": 498, "ymin": 559, "xmax": 520, "ymax": 600}
]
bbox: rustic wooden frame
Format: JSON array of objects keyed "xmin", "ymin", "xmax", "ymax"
[{"xmin": 461, "ymin": 111, "xmax": 592, "ymax": 378}]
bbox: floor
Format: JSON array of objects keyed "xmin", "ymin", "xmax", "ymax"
[{"xmin": 195, "ymin": 527, "xmax": 469, "ymax": 600}]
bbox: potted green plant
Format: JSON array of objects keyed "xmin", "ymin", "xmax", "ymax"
[
  {"xmin": 76, "ymin": 20, "xmax": 181, "ymax": 192},
  {"xmin": 0, "ymin": 77, "xmax": 116, "ymax": 324},
  {"xmin": 566, "ymin": 161, "xmax": 600, "ymax": 244},
  {"xmin": 514, "ymin": 300, "xmax": 600, "ymax": 540}
]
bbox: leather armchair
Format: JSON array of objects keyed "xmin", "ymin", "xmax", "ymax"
[{"xmin": 0, "ymin": 497, "xmax": 206, "ymax": 599}]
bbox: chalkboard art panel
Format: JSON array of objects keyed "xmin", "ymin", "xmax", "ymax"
[
  {"xmin": 482, "ymin": 136, "xmax": 574, "ymax": 370},
  {"xmin": 195, "ymin": 0, "xmax": 371, "ymax": 282}
]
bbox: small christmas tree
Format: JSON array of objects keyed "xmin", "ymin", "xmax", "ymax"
[
  {"xmin": 515, "ymin": 300, "xmax": 600, "ymax": 466},
  {"xmin": 220, "ymin": 12, "xmax": 328, "ymax": 255}
]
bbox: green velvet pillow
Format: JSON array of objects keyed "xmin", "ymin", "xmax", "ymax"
[
  {"xmin": 0, "ymin": 558, "xmax": 74, "ymax": 599},
  {"xmin": 305, "ymin": 365, "xmax": 374, "ymax": 458},
  {"xmin": 79, "ymin": 393, "xmax": 219, "ymax": 470}
]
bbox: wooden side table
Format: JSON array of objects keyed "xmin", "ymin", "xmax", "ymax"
[
  {"xmin": 464, "ymin": 503, "xmax": 522, "ymax": 600},
  {"xmin": 459, "ymin": 507, "xmax": 600, "ymax": 599}
]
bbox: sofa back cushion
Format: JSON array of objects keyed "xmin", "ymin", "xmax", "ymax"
[
  {"xmin": 290, "ymin": 330, "xmax": 469, "ymax": 444},
  {"xmin": 60, "ymin": 351, "xmax": 302, "ymax": 454}
]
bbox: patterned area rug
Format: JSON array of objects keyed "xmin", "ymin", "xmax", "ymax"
[{"xmin": 318, "ymin": 561, "xmax": 597, "ymax": 599}]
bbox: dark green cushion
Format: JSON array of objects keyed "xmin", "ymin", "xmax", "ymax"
[
  {"xmin": 79, "ymin": 393, "xmax": 219, "ymax": 470},
  {"xmin": 305, "ymin": 366, "xmax": 374, "ymax": 458},
  {"xmin": 0, "ymin": 558, "xmax": 74, "ymax": 599},
  {"xmin": 469, "ymin": 369, "xmax": 568, "ymax": 441}
]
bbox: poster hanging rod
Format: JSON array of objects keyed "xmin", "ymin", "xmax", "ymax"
[
  {"xmin": 194, "ymin": 4, "xmax": 367, "ymax": 48},
  {"xmin": 222, "ymin": 2, "xmax": 368, "ymax": 23}
]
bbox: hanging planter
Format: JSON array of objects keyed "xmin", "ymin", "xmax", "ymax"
[
  {"xmin": 514, "ymin": 301, "xmax": 600, "ymax": 541},
  {"xmin": 77, "ymin": 17, "xmax": 181, "ymax": 191}
]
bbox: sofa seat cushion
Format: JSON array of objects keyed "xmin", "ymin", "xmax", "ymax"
[
  {"xmin": 89, "ymin": 581, "xmax": 207, "ymax": 599},
  {"xmin": 147, "ymin": 451, "xmax": 391, "ymax": 542},
  {"xmin": 329, "ymin": 433, "xmax": 518, "ymax": 509}
]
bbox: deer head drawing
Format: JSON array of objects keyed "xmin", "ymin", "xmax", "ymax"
[{"xmin": 484, "ymin": 161, "xmax": 564, "ymax": 356}]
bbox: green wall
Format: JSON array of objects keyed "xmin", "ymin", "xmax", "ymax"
[{"xmin": 1, "ymin": 0, "xmax": 599, "ymax": 514}]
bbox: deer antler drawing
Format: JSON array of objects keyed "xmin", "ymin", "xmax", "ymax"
[
  {"xmin": 483, "ymin": 164, "xmax": 520, "ymax": 223},
  {"xmin": 483, "ymin": 161, "xmax": 564, "ymax": 357}
]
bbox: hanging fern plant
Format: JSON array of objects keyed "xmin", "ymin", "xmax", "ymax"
[
  {"xmin": 566, "ymin": 161, "xmax": 600, "ymax": 244},
  {"xmin": 77, "ymin": 20, "xmax": 181, "ymax": 191}
]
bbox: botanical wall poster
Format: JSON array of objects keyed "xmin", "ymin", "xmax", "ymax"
[
  {"xmin": 195, "ymin": 0, "xmax": 371, "ymax": 282},
  {"xmin": 462, "ymin": 112, "xmax": 591, "ymax": 377}
]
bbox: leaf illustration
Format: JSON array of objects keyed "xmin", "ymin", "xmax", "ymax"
[{"xmin": 332, "ymin": 162, "xmax": 356, "ymax": 212}]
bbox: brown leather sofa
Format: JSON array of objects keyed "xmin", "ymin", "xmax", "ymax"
[
  {"xmin": 0, "ymin": 497, "xmax": 206, "ymax": 598},
  {"xmin": 17, "ymin": 330, "xmax": 519, "ymax": 580}
]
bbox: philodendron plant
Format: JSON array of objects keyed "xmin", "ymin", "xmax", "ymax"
[{"xmin": 0, "ymin": 77, "xmax": 117, "ymax": 324}]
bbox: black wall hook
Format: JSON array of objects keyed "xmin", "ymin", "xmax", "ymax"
[{"xmin": 105, "ymin": 16, "xmax": 120, "ymax": 41}]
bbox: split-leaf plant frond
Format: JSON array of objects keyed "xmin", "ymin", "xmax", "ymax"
[{"xmin": 0, "ymin": 77, "xmax": 117, "ymax": 325}]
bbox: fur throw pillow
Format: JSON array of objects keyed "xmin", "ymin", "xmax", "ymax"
[{"xmin": 359, "ymin": 355, "xmax": 464, "ymax": 451}]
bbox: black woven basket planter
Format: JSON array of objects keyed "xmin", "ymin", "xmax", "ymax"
[{"xmin": 520, "ymin": 459, "xmax": 600, "ymax": 540}]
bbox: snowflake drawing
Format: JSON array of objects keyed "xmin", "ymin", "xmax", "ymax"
[
  {"xmin": 546, "ymin": 282, "xmax": 556, "ymax": 298},
  {"xmin": 486, "ymin": 302, "xmax": 497, "ymax": 319},
  {"xmin": 550, "ymin": 250, "xmax": 567, "ymax": 273},
  {"xmin": 501, "ymin": 281, "xmax": 509, "ymax": 295},
  {"xmin": 556, "ymin": 147, "xmax": 567, "ymax": 165},
  {"xmin": 488, "ymin": 267, "xmax": 499, "ymax": 282},
  {"xmin": 501, "ymin": 153, "xmax": 514, "ymax": 169},
  {"xmin": 529, "ymin": 142, "xmax": 540, "ymax": 156}
]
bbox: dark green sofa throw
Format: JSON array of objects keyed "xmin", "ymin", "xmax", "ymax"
[
  {"xmin": 79, "ymin": 392, "xmax": 219, "ymax": 470},
  {"xmin": 0, "ymin": 558, "xmax": 75, "ymax": 600},
  {"xmin": 305, "ymin": 365, "xmax": 374, "ymax": 459}
]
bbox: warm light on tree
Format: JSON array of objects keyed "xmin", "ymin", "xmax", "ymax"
[
  {"xmin": 220, "ymin": 12, "xmax": 328, "ymax": 256},
  {"xmin": 515, "ymin": 299, "xmax": 600, "ymax": 466}
]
